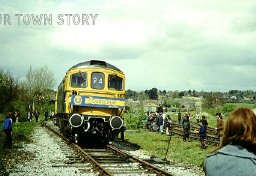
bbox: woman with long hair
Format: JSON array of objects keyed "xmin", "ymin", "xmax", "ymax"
[{"xmin": 203, "ymin": 108, "xmax": 256, "ymax": 176}]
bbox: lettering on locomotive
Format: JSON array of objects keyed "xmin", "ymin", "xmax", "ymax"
[{"xmin": 69, "ymin": 95, "xmax": 125, "ymax": 108}]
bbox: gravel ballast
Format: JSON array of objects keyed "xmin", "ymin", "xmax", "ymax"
[
  {"xmin": 8, "ymin": 126, "xmax": 204, "ymax": 176},
  {"xmin": 9, "ymin": 127, "xmax": 94, "ymax": 176}
]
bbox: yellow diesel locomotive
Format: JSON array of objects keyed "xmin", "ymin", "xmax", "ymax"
[{"xmin": 55, "ymin": 60, "xmax": 125, "ymax": 143}]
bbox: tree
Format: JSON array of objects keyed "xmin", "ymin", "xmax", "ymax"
[
  {"xmin": 171, "ymin": 90, "xmax": 179, "ymax": 98},
  {"xmin": 145, "ymin": 88, "xmax": 158, "ymax": 100},
  {"xmin": 0, "ymin": 69, "xmax": 20, "ymax": 112},
  {"xmin": 179, "ymin": 92, "xmax": 185, "ymax": 98},
  {"xmin": 202, "ymin": 92, "xmax": 224, "ymax": 110},
  {"xmin": 222, "ymin": 104, "xmax": 235, "ymax": 115},
  {"xmin": 125, "ymin": 89, "xmax": 139, "ymax": 100},
  {"xmin": 22, "ymin": 65, "xmax": 55, "ymax": 111}
]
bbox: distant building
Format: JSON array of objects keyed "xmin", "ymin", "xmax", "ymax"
[
  {"xmin": 143, "ymin": 100, "xmax": 158, "ymax": 112},
  {"xmin": 230, "ymin": 96, "xmax": 237, "ymax": 100}
]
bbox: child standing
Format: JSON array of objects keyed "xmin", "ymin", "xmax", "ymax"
[{"xmin": 199, "ymin": 119, "xmax": 208, "ymax": 149}]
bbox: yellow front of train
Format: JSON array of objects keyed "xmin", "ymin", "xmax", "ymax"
[{"xmin": 55, "ymin": 60, "xmax": 125, "ymax": 143}]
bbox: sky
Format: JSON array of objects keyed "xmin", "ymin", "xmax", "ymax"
[{"xmin": 1, "ymin": 0, "xmax": 256, "ymax": 92}]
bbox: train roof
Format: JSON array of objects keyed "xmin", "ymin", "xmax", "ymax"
[{"xmin": 69, "ymin": 60, "xmax": 123, "ymax": 73}]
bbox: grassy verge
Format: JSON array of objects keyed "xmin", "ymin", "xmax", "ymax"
[
  {"xmin": 124, "ymin": 130, "xmax": 216, "ymax": 168},
  {"xmin": 0, "ymin": 118, "xmax": 41, "ymax": 176}
]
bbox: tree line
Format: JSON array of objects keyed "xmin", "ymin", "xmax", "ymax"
[
  {"xmin": 0, "ymin": 66, "xmax": 55, "ymax": 121},
  {"xmin": 126, "ymin": 88, "xmax": 256, "ymax": 109}
]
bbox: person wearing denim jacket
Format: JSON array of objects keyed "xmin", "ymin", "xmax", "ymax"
[{"xmin": 203, "ymin": 108, "xmax": 256, "ymax": 176}]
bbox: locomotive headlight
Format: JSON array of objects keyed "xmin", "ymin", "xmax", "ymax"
[
  {"xmin": 69, "ymin": 113, "xmax": 84, "ymax": 128},
  {"xmin": 110, "ymin": 116, "xmax": 123, "ymax": 129}
]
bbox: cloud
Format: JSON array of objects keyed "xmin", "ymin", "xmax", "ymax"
[{"xmin": 1, "ymin": 0, "xmax": 256, "ymax": 92}]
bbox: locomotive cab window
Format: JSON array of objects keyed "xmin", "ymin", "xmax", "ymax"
[
  {"xmin": 91, "ymin": 72, "xmax": 104, "ymax": 89},
  {"xmin": 108, "ymin": 75, "xmax": 123, "ymax": 90},
  {"xmin": 70, "ymin": 72, "xmax": 87, "ymax": 88}
]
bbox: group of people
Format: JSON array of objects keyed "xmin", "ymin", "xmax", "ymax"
[
  {"xmin": 2, "ymin": 109, "xmax": 54, "ymax": 149},
  {"xmin": 180, "ymin": 112, "xmax": 205, "ymax": 144},
  {"xmin": 146, "ymin": 111, "xmax": 173, "ymax": 134},
  {"xmin": 27, "ymin": 110, "xmax": 40, "ymax": 122},
  {"xmin": 180, "ymin": 111, "xmax": 224, "ymax": 150},
  {"xmin": 27, "ymin": 110, "xmax": 54, "ymax": 122}
]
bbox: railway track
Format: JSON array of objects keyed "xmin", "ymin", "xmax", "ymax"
[
  {"xmin": 169, "ymin": 122, "xmax": 220, "ymax": 146},
  {"xmin": 43, "ymin": 121, "xmax": 174, "ymax": 176}
]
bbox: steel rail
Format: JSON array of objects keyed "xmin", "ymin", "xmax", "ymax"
[
  {"xmin": 44, "ymin": 123, "xmax": 112, "ymax": 176},
  {"xmin": 107, "ymin": 144, "xmax": 174, "ymax": 176}
]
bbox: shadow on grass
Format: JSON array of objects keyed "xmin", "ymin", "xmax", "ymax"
[{"xmin": 115, "ymin": 139, "xmax": 141, "ymax": 151}]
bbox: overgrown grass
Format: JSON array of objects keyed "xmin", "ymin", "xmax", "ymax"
[{"xmin": 124, "ymin": 130, "xmax": 215, "ymax": 168}]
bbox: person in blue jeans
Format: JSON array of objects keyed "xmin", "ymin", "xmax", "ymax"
[{"xmin": 2, "ymin": 112, "xmax": 13, "ymax": 149}]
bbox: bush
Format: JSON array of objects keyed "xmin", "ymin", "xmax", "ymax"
[
  {"xmin": 222, "ymin": 104, "xmax": 235, "ymax": 115},
  {"xmin": 124, "ymin": 104, "xmax": 146, "ymax": 129}
]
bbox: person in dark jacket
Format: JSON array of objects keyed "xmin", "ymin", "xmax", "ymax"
[
  {"xmin": 182, "ymin": 112, "xmax": 190, "ymax": 141},
  {"xmin": 157, "ymin": 112, "xmax": 164, "ymax": 134},
  {"xmin": 45, "ymin": 110, "xmax": 49, "ymax": 121},
  {"xmin": 199, "ymin": 119, "xmax": 207, "ymax": 149},
  {"xmin": 204, "ymin": 108, "xmax": 256, "ymax": 176},
  {"xmin": 2, "ymin": 112, "xmax": 13, "ymax": 149},
  {"xmin": 34, "ymin": 110, "xmax": 40, "ymax": 122},
  {"xmin": 177, "ymin": 111, "xmax": 181, "ymax": 125}
]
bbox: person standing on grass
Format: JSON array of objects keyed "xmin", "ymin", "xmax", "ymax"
[
  {"xmin": 195, "ymin": 112, "xmax": 200, "ymax": 123},
  {"xmin": 178, "ymin": 111, "xmax": 181, "ymax": 125},
  {"xmin": 165, "ymin": 115, "xmax": 173, "ymax": 135},
  {"xmin": 182, "ymin": 112, "xmax": 190, "ymax": 141},
  {"xmin": 34, "ymin": 110, "xmax": 40, "ymax": 122},
  {"xmin": 157, "ymin": 112, "xmax": 164, "ymax": 134},
  {"xmin": 12, "ymin": 111, "xmax": 18, "ymax": 123},
  {"xmin": 151, "ymin": 113, "xmax": 158, "ymax": 132},
  {"xmin": 215, "ymin": 112, "xmax": 224, "ymax": 145},
  {"xmin": 45, "ymin": 110, "xmax": 49, "ymax": 121},
  {"xmin": 199, "ymin": 119, "xmax": 207, "ymax": 149},
  {"xmin": 2, "ymin": 112, "xmax": 13, "ymax": 149},
  {"xmin": 204, "ymin": 108, "xmax": 256, "ymax": 176}
]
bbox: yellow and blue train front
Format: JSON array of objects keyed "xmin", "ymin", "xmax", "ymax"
[{"xmin": 68, "ymin": 94, "xmax": 125, "ymax": 130}]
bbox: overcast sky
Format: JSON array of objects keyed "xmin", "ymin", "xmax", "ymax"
[{"xmin": 1, "ymin": 0, "xmax": 256, "ymax": 92}]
